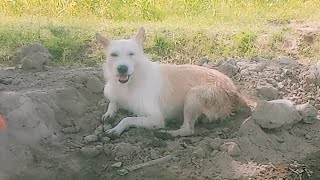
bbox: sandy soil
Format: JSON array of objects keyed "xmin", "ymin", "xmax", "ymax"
[{"xmin": 0, "ymin": 45, "xmax": 320, "ymax": 180}]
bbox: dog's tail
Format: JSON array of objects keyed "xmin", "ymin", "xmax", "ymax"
[{"xmin": 239, "ymin": 93, "xmax": 257, "ymax": 110}]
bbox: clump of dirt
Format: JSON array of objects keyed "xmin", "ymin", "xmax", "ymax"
[{"xmin": 0, "ymin": 45, "xmax": 320, "ymax": 180}]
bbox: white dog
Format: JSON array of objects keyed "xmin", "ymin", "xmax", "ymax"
[{"xmin": 96, "ymin": 27, "xmax": 252, "ymax": 137}]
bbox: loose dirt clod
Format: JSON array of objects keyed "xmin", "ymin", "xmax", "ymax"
[
  {"xmin": 1, "ymin": 54, "xmax": 320, "ymax": 180},
  {"xmin": 252, "ymin": 100, "xmax": 302, "ymax": 129},
  {"xmin": 296, "ymin": 103, "xmax": 318, "ymax": 124}
]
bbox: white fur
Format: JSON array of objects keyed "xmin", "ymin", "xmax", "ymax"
[{"xmin": 96, "ymin": 27, "xmax": 248, "ymax": 137}]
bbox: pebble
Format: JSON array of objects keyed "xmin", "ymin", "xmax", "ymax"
[
  {"xmin": 83, "ymin": 135, "xmax": 98, "ymax": 144},
  {"xmin": 192, "ymin": 148, "xmax": 206, "ymax": 159},
  {"xmin": 112, "ymin": 162, "xmax": 122, "ymax": 168},
  {"xmin": 101, "ymin": 137, "xmax": 111, "ymax": 143},
  {"xmin": 117, "ymin": 169, "xmax": 129, "ymax": 176},
  {"xmin": 209, "ymin": 138, "xmax": 224, "ymax": 150},
  {"xmin": 79, "ymin": 146, "xmax": 101, "ymax": 158},
  {"xmin": 220, "ymin": 142, "xmax": 241, "ymax": 157},
  {"xmin": 61, "ymin": 126, "xmax": 80, "ymax": 134},
  {"xmin": 93, "ymin": 125, "xmax": 103, "ymax": 135},
  {"xmin": 305, "ymin": 134, "xmax": 312, "ymax": 140}
]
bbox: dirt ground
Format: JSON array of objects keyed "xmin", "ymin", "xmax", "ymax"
[{"xmin": 0, "ymin": 45, "xmax": 320, "ymax": 180}]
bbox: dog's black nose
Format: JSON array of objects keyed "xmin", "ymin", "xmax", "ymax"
[{"xmin": 117, "ymin": 65, "xmax": 128, "ymax": 74}]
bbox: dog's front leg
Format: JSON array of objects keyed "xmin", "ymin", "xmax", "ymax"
[
  {"xmin": 102, "ymin": 101, "xmax": 118, "ymax": 122},
  {"xmin": 106, "ymin": 115, "xmax": 165, "ymax": 137}
]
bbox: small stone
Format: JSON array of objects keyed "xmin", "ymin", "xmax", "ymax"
[
  {"xmin": 209, "ymin": 138, "xmax": 224, "ymax": 150},
  {"xmin": 196, "ymin": 57, "xmax": 209, "ymax": 66},
  {"xmin": 296, "ymin": 103, "xmax": 318, "ymax": 124},
  {"xmin": 149, "ymin": 149, "xmax": 158, "ymax": 160},
  {"xmin": 211, "ymin": 150, "xmax": 219, "ymax": 157},
  {"xmin": 257, "ymin": 85, "xmax": 279, "ymax": 100},
  {"xmin": 83, "ymin": 135, "xmax": 98, "ymax": 144},
  {"xmin": 220, "ymin": 142, "xmax": 241, "ymax": 157},
  {"xmin": 192, "ymin": 148, "xmax": 206, "ymax": 159},
  {"xmin": 21, "ymin": 52, "xmax": 50, "ymax": 72},
  {"xmin": 61, "ymin": 126, "xmax": 80, "ymax": 134},
  {"xmin": 79, "ymin": 146, "xmax": 101, "ymax": 158},
  {"xmin": 0, "ymin": 84, "xmax": 5, "ymax": 91},
  {"xmin": 112, "ymin": 162, "xmax": 122, "ymax": 168},
  {"xmin": 216, "ymin": 61, "xmax": 239, "ymax": 77},
  {"xmin": 103, "ymin": 145, "xmax": 113, "ymax": 157},
  {"xmin": 85, "ymin": 76, "xmax": 104, "ymax": 94},
  {"xmin": 101, "ymin": 137, "xmax": 111, "ymax": 143},
  {"xmin": 172, "ymin": 157, "xmax": 180, "ymax": 162},
  {"xmin": 0, "ymin": 78, "xmax": 12, "ymax": 85},
  {"xmin": 305, "ymin": 134, "xmax": 312, "ymax": 140},
  {"xmin": 93, "ymin": 125, "xmax": 103, "ymax": 135},
  {"xmin": 117, "ymin": 169, "xmax": 129, "ymax": 176}
]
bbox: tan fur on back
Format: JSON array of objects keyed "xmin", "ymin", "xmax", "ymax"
[{"xmin": 159, "ymin": 64, "xmax": 239, "ymax": 120}]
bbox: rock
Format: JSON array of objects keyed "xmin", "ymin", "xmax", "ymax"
[
  {"xmin": 85, "ymin": 76, "xmax": 104, "ymax": 94},
  {"xmin": 252, "ymin": 100, "xmax": 302, "ymax": 129},
  {"xmin": 192, "ymin": 148, "xmax": 206, "ymax": 159},
  {"xmin": 149, "ymin": 149, "xmax": 158, "ymax": 160},
  {"xmin": 216, "ymin": 61, "xmax": 239, "ymax": 77},
  {"xmin": 209, "ymin": 138, "xmax": 224, "ymax": 150},
  {"xmin": 113, "ymin": 143, "xmax": 141, "ymax": 157},
  {"xmin": 196, "ymin": 57, "xmax": 209, "ymax": 66},
  {"xmin": 276, "ymin": 56, "xmax": 299, "ymax": 67},
  {"xmin": 257, "ymin": 85, "xmax": 279, "ymax": 100},
  {"xmin": 0, "ymin": 84, "xmax": 5, "ymax": 91},
  {"xmin": 79, "ymin": 146, "xmax": 101, "ymax": 158},
  {"xmin": 93, "ymin": 125, "xmax": 103, "ymax": 135},
  {"xmin": 305, "ymin": 134, "xmax": 312, "ymax": 140},
  {"xmin": 103, "ymin": 145, "xmax": 113, "ymax": 157},
  {"xmin": 0, "ymin": 78, "xmax": 12, "ymax": 85},
  {"xmin": 211, "ymin": 150, "xmax": 219, "ymax": 157},
  {"xmin": 101, "ymin": 137, "xmax": 111, "ymax": 143},
  {"xmin": 112, "ymin": 162, "xmax": 122, "ymax": 168},
  {"xmin": 296, "ymin": 103, "xmax": 318, "ymax": 124},
  {"xmin": 117, "ymin": 169, "xmax": 129, "ymax": 176},
  {"xmin": 20, "ymin": 43, "xmax": 51, "ymax": 58},
  {"xmin": 220, "ymin": 142, "xmax": 241, "ymax": 157},
  {"xmin": 83, "ymin": 135, "xmax": 98, "ymax": 144},
  {"xmin": 21, "ymin": 52, "xmax": 51, "ymax": 72},
  {"xmin": 61, "ymin": 126, "xmax": 80, "ymax": 134},
  {"xmin": 304, "ymin": 62, "xmax": 320, "ymax": 87}
]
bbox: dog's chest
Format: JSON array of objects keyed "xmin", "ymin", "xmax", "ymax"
[{"xmin": 115, "ymin": 87, "xmax": 158, "ymax": 116}]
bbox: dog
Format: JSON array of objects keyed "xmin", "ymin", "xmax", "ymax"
[{"xmin": 96, "ymin": 27, "xmax": 253, "ymax": 137}]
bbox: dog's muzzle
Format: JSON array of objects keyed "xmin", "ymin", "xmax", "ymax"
[{"xmin": 117, "ymin": 65, "xmax": 131, "ymax": 83}]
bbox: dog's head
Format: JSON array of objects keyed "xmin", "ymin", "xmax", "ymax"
[{"xmin": 96, "ymin": 27, "xmax": 147, "ymax": 84}]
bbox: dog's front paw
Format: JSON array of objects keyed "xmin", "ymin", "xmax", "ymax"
[
  {"xmin": 105, "ymin": 127, "xmax": 121, "ymax": 139},
  {"xmin": 101, "ymin": 112, "xmax": 114, "ymax": 123}
]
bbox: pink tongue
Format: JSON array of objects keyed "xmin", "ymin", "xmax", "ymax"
[{"xmin": 118, "ymin": 75, "xmax": 129, "ymax": 81}]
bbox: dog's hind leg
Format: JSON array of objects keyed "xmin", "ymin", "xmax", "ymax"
[{"xmin": 165, "ymin": 85, "xmax": 233, "ymax": 137}]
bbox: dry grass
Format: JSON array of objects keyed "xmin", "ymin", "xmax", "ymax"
[{"xmin": 1, "ymin": 0, "xmax": 320, "ymax": 66}]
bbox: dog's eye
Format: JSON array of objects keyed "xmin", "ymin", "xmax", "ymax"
[
  {"xmin": 129, "ymin": 52, "xmax": 134, "ymax": 56},
  {"xmin": 110, "ymin": 52, "xmax": 118, "ymax": 57}
]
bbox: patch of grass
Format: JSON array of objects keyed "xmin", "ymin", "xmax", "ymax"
[
  {"xmin": 232, "ymin": 31, "xmax": 258, "ymax": 57},
  {"xmin": 1, "ymin": 0, "xmax": 320, "ymax": 66}
]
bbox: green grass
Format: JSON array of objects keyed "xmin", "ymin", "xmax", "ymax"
[{"xmin": 1, "ymin": 0, "xmax": 320, "ymax": 67}]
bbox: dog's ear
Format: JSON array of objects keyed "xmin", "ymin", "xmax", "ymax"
[
  {"xmin": 134, "ymin": 27, "xmax": 146, "ymax": 47},
  {"xmin": 96, "ymin": 33, "xmax": 110, "ymax": 49}
]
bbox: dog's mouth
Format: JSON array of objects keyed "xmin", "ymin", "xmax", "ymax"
[{"xmin": 117, "ymin": 75, "xmax": 130, "ymax": 84}]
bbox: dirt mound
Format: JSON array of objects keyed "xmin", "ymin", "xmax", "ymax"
[{"xmin": 0, "ymin": 55, "xmax": 320, "ymax": 179}]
